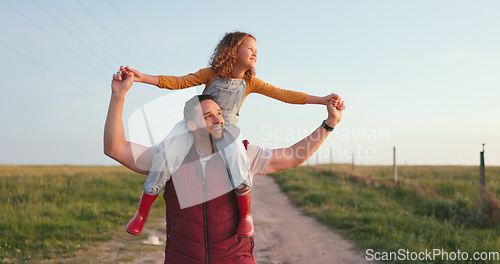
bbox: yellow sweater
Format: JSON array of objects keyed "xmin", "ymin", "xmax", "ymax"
[{"xmin": 157, "ymin": 68, "xmax": 308, "ymax": 105}]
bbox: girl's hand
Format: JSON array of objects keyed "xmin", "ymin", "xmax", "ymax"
[
  {"xmin": 321, "ymin": 93, "xmax": 343, "ymax": 109},
  {"xmin": 119, "ymin": 66, "xmax": 143, "ymax": 82},
  {"xmin": 323, "ymin": 93, "xmax": 346, "ymax": 110},
  {"xmin": 321, "ymin": 93, "xmax": 337, "ymax": 105},
  {"xmin": 111, "ymin": 71, "xmax": 134, "ymax": 94}
]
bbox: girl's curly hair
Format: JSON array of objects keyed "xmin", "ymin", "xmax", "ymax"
[{"xmin": 209, "ymin": 31, "xmax": 256, "ymax": 80}]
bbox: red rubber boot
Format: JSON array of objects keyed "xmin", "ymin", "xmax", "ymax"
[
  {"xmin": 126, "ymin": 192, "xmax": 158, "ymax": 235},
  {"xmin": 235, "ymin": 190, "xmax": 254, "ymax": 238}
]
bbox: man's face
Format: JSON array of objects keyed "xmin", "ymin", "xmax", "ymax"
[{"xmin": 189, "ymin": 99, "xmax": 224, "ymax": 141}]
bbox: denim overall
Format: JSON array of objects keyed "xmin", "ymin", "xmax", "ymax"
[{"xmin": 144, "ymin": 77, "xmax": 250, "ymax": 197}]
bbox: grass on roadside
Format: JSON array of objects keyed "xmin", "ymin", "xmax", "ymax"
[
  {"xmin": 0, "ymin": 165, "xmax": 165, "ymax": 263},
  {"xmin": 272, "ymin": 165, "xmax": 500, "ymax": 264}
]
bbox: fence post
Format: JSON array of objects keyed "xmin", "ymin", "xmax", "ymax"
[
  {"xmin": 393, "ymin": 146, "xmax": 398, "ymax": 184},
  {"xmin": 351, "ymin": 151, "xmax": 355, "ymax": 174},
  {"xmin": 480, "ymin": 144, "xmax": 486, "ymax": 194}
]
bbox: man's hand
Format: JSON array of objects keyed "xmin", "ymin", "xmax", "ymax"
[
  {"xmin": 119, "ymin": 66, "xmax": 143, "ymax": 82},
  {"xmin": 105, "ymin": 70, "xmax": 150, "ymax": 175},
  {"xmin": 111, "ymin": 70, "xmax": 134, "ymax": 94},
  {"xmin": 266, "ymin": 97, "xmax": 346, "ymax": 174},
  {"xmin": 325, "ymin": 98, "xmax": 345, "ymax": 128}
]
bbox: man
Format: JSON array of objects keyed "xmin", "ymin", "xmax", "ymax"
[{"xmin": 104, "ymin": 71, "xmax": 345, "ymax": 264}]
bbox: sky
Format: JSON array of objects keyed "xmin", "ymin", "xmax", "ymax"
[{"xmin": 0, "ymin": 0, "xmax": 499, "ymax": 167}]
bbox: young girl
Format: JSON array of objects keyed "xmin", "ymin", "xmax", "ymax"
[{"xmin": 121, "ymin": 31, "xmax": 341, "ymax": 238}]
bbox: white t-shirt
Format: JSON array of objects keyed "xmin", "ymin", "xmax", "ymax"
[
  {"xmin": 246, "ymin": 144, "xmax": 273, "ymax": 177},
  {"xmin": 195, "ymin": 150, "xmax": 215, "ymax": 175}
]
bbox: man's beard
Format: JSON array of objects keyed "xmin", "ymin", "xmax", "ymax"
[
  {"xmin": 209, "ymin": 124, "xmax": 223, "ymax": 141},
  {"xmin": 193, "ymin": 124, "xmax": 223, "ymax": 142}
]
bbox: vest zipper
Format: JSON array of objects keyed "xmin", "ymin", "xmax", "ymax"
[
  {"xmin": 165, "ymin": 233, "xmax": 171, "ymax": 260},
  {"xmin": 190, "ymin": 152, "xmax": 211, "ymax": 264},
  {"xmin": 192, "ymin": 149, "xmax": 213, "ymax": 264},
  {"xmin": 202, "ymin": 168, "xmax": 209, "ymax": 264}
]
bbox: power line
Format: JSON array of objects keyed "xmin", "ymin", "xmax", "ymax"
[
  {"xmin": 31, "ymin": 0, "xmax": 114, "ymax": 69},
  {"xmin": 44, "ymin": 0, "xmax": 123, "ymax": 67},
  {"xmin": 75, "ymin": 0, "xmax": 140, "ymax": 67},
  {"xmin": 3, "ymin": 0, "xmax": 108, "ymax": 76},
  {"xmin": 106, "ymin": 0, "xmax": 165, "ymax": 70},
  {"xmin": 70, "ymin": 0, "xmax": 156, "ymax": 102},
  {"xmin": 0, "ymin": 38, "xmax": 97, "ymax": 97}
]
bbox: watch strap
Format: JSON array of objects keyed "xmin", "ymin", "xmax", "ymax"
[{"xmin": 321, "ymin": 120, "xmax": 334, "ymax": 132}]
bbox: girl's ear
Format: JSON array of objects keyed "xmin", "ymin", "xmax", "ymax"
[{"xmin": 186, "ymin": 121, "xmax": 196, "ymax": 132}]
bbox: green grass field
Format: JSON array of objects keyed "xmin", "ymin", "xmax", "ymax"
[
  {"xmin": 2, "ymin": 164, "xmax": 500, "ymax": 263},
  {"xmin": 0, "ymin": 165, "xmax": 165, "ymax": 263},
  {"xmin": 272, "ymin": 164, "xmax": 500, "ymax": 263}
]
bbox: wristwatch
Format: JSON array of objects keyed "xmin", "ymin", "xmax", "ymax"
[{"xmin": 321, "ymin": 120, "xmax": 334, "ymax": 132}]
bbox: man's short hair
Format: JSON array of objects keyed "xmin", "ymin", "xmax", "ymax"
[{"xmin": 183, "ymin": 94, "xmax": 215, "ymax": 121}]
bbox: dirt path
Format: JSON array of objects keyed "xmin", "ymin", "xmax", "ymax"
[
  {"xmin": 45, "ymin": 175, "xmax": 371, "ymax": 263},
  {"xmin": 252, "ymin": 175, "xmax": 371, "ymax": 264}
]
